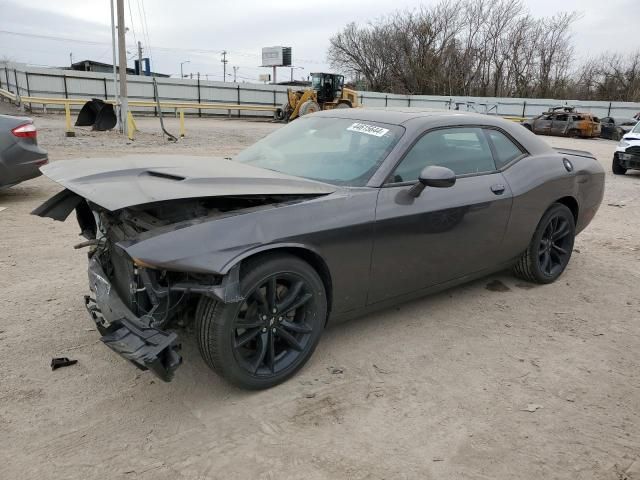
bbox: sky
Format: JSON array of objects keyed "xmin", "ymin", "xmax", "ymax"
[{"xmin": 0, "ymin": 0, "xmax": 637, "ymax": 82}]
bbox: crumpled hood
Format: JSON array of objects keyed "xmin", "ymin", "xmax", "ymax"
[{"xmin": 40, "ymin": 155, "xmax": 336, "ymax": 211}]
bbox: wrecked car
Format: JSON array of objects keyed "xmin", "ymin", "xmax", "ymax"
[
  {"xmin": 523, "ymin": 106, "xmax": 601, "ymax": 138},
  {"xmin": 34, "ymin": 109, "xmax": 605, "ymax": 389},
  {"xmin": 612, "ymin": 121, "xmax": 640, "ymax": 174}
]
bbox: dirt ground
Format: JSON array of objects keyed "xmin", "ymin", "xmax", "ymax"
[{"xmin": 1, "ymin": 102, "xmax": 639, "ymax": 480}]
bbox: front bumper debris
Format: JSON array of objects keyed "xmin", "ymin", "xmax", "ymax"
[{"xmin": 85, "ymin": 257, "xmax": 182, "ymax": 381}]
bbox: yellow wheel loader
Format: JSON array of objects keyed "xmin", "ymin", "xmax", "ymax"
[{"xmin": 277, "ymin": 72, "xmax": 360, "ymax": 122}]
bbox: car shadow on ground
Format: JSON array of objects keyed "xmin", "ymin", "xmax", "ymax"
[{"xmin": 168, "ymin": 270, "xmax": 537, "ymax": 402}]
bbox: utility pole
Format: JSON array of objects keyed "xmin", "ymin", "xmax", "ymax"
[
  {"xmin": 233, "ymin": 66, "xmax": 238, "ymax": 83},
  {"xmin": 116, "ymin": 0, "xmax": 128, "ymax": 136},
  {"xmin": 69, "ymin": 52, "xmax": 73, "ymax": 67},
  {"xmin": 137, "ymin": 41, "xmax": 143, "ymax": 75},
  {"xmin": 110, "ymin": 0, "xmax": 119, "ymax": 129},
  {"xmin": 221, "ymin": 51, "xmax": 228, "ymax": 82}
]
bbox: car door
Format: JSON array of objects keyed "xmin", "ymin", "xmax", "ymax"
[
  {"xmin": 532, "ymin": 114, "xmax": 552, "ymax": 135},
  {"xmin": 551, "ymin": 113, "xmax": 569, "ymax": 136},
  {"xmin": 368, "ymin": 127, "xmax": 515, "ymax": 304}
]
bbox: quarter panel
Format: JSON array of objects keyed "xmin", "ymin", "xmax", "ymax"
[{"xmin": 123, "ymin": 189, "xmax": 379, "ymax": 314}]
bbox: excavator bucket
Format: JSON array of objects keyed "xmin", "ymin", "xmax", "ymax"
[{"xmin": 75, "ymin": 99, "xmax": 117, "ymax": 131}]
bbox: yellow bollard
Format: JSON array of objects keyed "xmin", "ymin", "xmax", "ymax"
[
  {"xmin": 179, "ymin": 110, "xmax": 185, "ymax": 138},
  {"xmin": 64, "ymin": 103, "xmax": 75, "ymax": 137},
  {"xmin": 127, "ymin": 111, "xmax": 137, "ymax": 141}
]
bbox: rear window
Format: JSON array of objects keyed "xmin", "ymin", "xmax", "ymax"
[{"xmin": 486, "ymin": 130, "xmax": 524, "ymax": 168}]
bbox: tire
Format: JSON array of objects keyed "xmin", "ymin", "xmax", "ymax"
[
  {"xmin": 513, "ymin": 203, "xmax": 575, "ymax": 284},
  {"xmin": 298, "ymin": 100, "xmax": 320, "ymax": 117},
  {"xmin": 612, "ymin": 154, "xmax": 627, "ymax": 175},
  {"xmin": 567, "ymin": 129, "xmax": 580, "ymax": 138},
  {"xmin": 196, "ymin": 253, "xmax": 327, "ymax": 389},
  {"xmin": 334, "ymin": 102, "xmax": 351, "ymax": 109}
]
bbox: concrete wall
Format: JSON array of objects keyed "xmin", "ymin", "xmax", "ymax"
[{"xmin": 2, "ymin": 61, "xmax": 640, "ymax": 119}]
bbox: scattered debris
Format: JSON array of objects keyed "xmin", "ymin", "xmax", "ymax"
[
  {"xmin": 330, "ymin": 367, "xmax": 344, "ymax": 375},
  {"xmin": 433, "ymin": 457, "xmax": 444, "ymax": 462},
  {"xmin": 592, "ymin": 332, "xmax": 605, "ymax": 336},
  {"xmin": 574, "ymin": 248, "xmax": 581, "ymax": 253},
  {"xmin": 608, "ymin": 201, "xmax": 626, "ymax": 208},
  {"xmin": 304, "ymin": 393, "xmax": 317, "ymax": 399},
  {"xmin": 486, "ymin": 279, "xmax": 511, "ymax": 292},
  {"xmin": 522, "ymin": 403, "xmax": 543, "ymax": 412},
  {"xmin": 50, "ymin": 357, "xmax": 78, "ymax": 371},
  {"xmin": 515, "ymin": 282, "xmax": 535, "ymax": 290},
  {"xmin": 0, "ymin": 207, "xmax": 7, "ymax": 213}
]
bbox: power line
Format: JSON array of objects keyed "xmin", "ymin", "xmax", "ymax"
[{"xmin": 126, "ymin": 0, "xmax": 138, "ymax": 46}]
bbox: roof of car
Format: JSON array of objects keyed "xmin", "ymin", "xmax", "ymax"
[{"xmin": 314, "ymin": 107, "xmax": 490, "ymax": 125}]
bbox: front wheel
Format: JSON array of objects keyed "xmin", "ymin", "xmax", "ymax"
[
  {"xmin": 612, "ymin": 154, "xmax": 627, "ymax": 175},
  {"xmin": 196, "ymin": 254, "xmax": 327, "ymax": 389},
  {"xmin": 513, "ymin": 203, "xmax": 575, "ymax": 284}
]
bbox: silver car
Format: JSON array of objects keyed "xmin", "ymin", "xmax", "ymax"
[{"xmin": 0, "ymin": 114, "xmax": 48, "ymax": 188}]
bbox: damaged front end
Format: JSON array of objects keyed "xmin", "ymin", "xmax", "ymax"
[{"xmin": 32, "ymin": 190, "xmax": 290, "ymax": 381}]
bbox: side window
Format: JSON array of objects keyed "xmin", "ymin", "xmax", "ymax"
[
  {"xmin": 486, "ymin": 129, "xmax": 525, "ymax": 169},
  {"xmin": 392, "ymin": 127, "xmax": 495, "ymax": 182}
]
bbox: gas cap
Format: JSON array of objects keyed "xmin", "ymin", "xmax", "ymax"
[{"xmin": 562, "ymin": 158, "xmax": 574, "ymax": 172}]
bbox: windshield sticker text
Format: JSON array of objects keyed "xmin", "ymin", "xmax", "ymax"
[{"xmin": 347, "ymin": 123, "xmax": 390, "ymax": 137}]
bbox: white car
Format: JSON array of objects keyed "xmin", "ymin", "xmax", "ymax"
[{"xmin": 613, "ymin": 121, "xmax": 640, "ymax": 175}]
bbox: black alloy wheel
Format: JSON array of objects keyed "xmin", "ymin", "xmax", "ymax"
[
  {"xmin": 232, "ymin": 273, "xmax": 315, "ymax": 376},
  {"xmin": 514, "ymin": 203, "xmax": 575, "ymax": 284},
  {"xmin": 196, "ymin": 254, "xmax": 326, "ymax": 389},
  {"xmin": 537, "ymin": 214, "xmax": 572, "ymax": 278}
]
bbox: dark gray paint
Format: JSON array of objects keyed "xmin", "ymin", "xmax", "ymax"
[{"xmin": 37, "ymin": 109, "xmax": 605, "ymax": 320}]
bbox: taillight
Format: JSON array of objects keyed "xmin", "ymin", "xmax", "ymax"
[{"xmin": 11, "ymin": 123, "xmax": 37, "ymax": 139}]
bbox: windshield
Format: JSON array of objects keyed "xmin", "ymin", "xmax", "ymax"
[
  {"xmin": 632, "ymin": 122, "xmax": 640, "ymax": 134},
  {"xmin": 235, "ymin": 117, "xmax": 404, "ymax": 186}
]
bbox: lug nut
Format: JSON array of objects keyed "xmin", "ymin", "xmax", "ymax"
[
  {"xmin": 262, "ymin": 327, "xmax": 267, "ymax": 332},
  {"xmin": 272, "ymin": 308, "xmax": 277, "ymax": 314},
  {"xmin": 272, "ymin": 328, "xmax": 276, "ymax": 333}
]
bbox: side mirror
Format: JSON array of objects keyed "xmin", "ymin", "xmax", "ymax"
[{"xmin": 408, "ymin": 165, "xmax": 456, "ymax": 197}]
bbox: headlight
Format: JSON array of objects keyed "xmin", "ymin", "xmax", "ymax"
[{"xmin": 618, "ymin": 139, "xmax": 630, "ymax": 148}]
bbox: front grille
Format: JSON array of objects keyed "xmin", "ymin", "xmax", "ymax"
[{"xmin": 626, "ymin": 146, "xmax": 640, "ymax": 156}]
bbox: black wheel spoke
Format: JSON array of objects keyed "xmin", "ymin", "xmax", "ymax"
[
  {"xmin": 554, "ymin": 222, "xmax": 570, "ymax": 240},
  {"xmin": 275, "ymin": 326, "xmax": 304, "ymax": 351},
  {"xmin": 282, "ymin": 293, "xmax": 313, "ymax": 315},
  {"xmin": 267, "ymin": 331, "xmax": 276, "ymax": 373},
  {"xmin": 552, "ymin": 243, "xmax": 568, "ymax": 255},
  {"xmin": 235, "ymin": 327, "xmax": 261, "ymax": 349},
  {"xmin": 280, "ymin": 320, "xmax": 313, "ymax": 334},
  {"xmin": 277, "ymin": 281, "xmax": 303, "ymax": 312},
  {"xmin": 541, "ymin": 251, "xmax": 551, "ymax": 274},
  {"xmin": 266, "ymin": 277, "xmax": 277, "ymax": 312},
  {"xmin": 251, "ymin": 332, "xmax": 269, "ymax": 373}
]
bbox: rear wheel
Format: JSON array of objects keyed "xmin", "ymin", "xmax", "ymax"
[
  {"xmin": 196, "ymin": 253, "xmax": 327, "ymax": 389},
  {"xmin": 298, "ymin": 100, "xmax": 320, "ymax": 117},
  {"xmin": 335, "ymin": 102, "xmax": 351, "ymax": 109},
  {"xmin": 513, "ymin": 203, "xmax": 575, "ymax": 284},
  {"xmin": 612, "ymin": 154, "xmax": 627, "ymax": 175}
]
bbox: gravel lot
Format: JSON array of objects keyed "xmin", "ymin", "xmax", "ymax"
[{"xmin": 1, "ymin": 102, "xmax": 639, "ymax": 480}]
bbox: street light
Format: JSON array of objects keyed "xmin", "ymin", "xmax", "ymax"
[{"xmin": 180, "ymin": 60, "xmax": 190, "ymax": 78}]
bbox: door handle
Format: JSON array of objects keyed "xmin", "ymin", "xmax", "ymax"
[{"xmin": 490, "ymin": 184, "xmax": 505, "ymax": 195}]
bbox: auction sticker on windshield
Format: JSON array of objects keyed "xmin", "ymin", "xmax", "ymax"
[{"xmin": 347, "ymin": 123, "xmax": 390, "ymax": 137}]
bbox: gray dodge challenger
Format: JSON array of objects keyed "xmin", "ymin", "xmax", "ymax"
[{"xmin": 33, "ymin": 109, "xmax": 605, "ymax": 389}]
